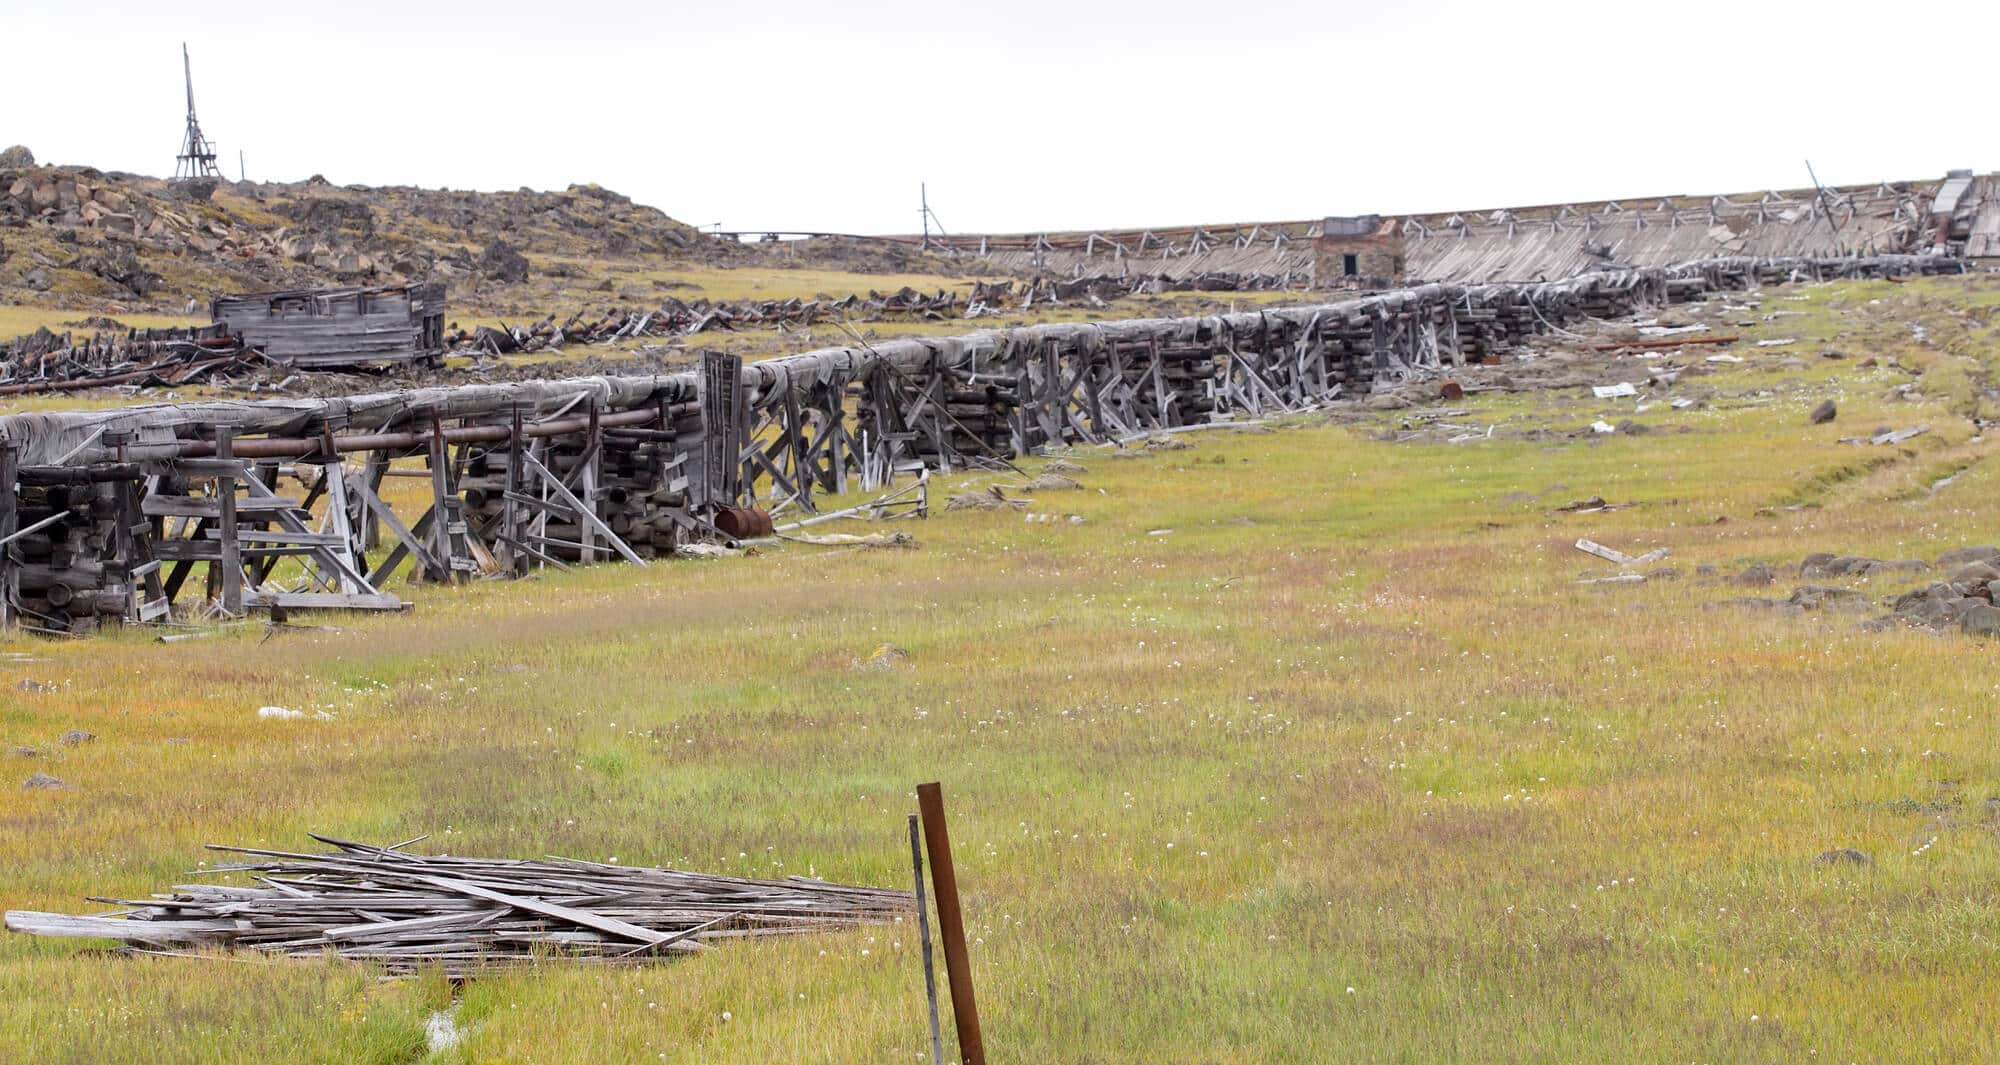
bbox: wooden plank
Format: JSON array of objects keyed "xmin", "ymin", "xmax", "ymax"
[
  {"xmin": 520, "ymin": 454, "xmax": 647, "ymax": 568},
  {"xmin": 348, "ymin": 476, "xmax": 446, "ymax": 583},
  {"xmin": 409, "ymin": 874, "xmax": 673, "ymax": 946},
  {"xmin": 142, "ymin": 496, "xmax": 302, "ymax": 519},
  {"xmin": 227, "ymin": 530, "xmax": 347, "ymax": 548},
  {"xmin": 0, "ymin": 444, "xmax": 15, "ymax": 629},
  {"xmin": 216, "ymin": 429, "xmax": 242, "ymax": 617},
  {"xmin": 243, "ymin": 591, "xmax": 408, "ymax": 612}
]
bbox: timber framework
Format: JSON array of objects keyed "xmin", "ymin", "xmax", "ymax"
[{"xmin": 0, "ymin": 253, "xmax": 1964, "ymax": 635}]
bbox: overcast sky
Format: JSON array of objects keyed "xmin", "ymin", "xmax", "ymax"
[{"xmin": 9, "ymin": 1, "xmax": 1994, "ymax": 235}]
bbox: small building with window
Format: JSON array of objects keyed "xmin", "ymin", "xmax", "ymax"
[
  {"xmin": 211, "ymin": 283, "xmax": 447, "ymax": 368},
  {"xmin": 1315, "ymin": 215, "xmax": 1405, "ymax": 288}
]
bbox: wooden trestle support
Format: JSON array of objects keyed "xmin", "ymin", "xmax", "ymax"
[{"xmin": 0, "ymin": 254, "xmax": 1963, "ymax": 634}]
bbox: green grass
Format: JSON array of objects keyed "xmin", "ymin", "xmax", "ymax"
[{"xmin": 2, "ymin": 275, "xmax": 1999, "ymax": 1062}]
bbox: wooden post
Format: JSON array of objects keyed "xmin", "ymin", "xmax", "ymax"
[
  {"xmin": 580, "ymin": 400, "xmax": 601, "ymax": 564},
  {"xmin": 506, "ymin": 408, "xmax": 528, "ymax": 578},
  {"xmin": 0, "ymin": 442, "xmax": 17, "ymax": 629},
  {"xmin": 319, "ymin": 461, "xmax": 360, "ymax": 593},
  {"xmin": 215, "ymin": 427, "xmax": 242, "ymax": 616},
  {"xmin": 916, "ymin": 781, "xmax": 985, "ymax": 1065},
  {"xmin": 909, "ymin": 814, "xmax": 945, "ymax": 1065},
  {"xmin": 359, "ymin": 451, "xmax": 388, "ymax": 550}
]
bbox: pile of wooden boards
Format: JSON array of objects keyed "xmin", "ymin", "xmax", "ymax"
[
  {"xmin": 0, "ymin": 323, "xmax": 263, "ymax": 396},
  {"xmin": 3, "ymin": 835, "xmax": 912, "ymax": 977}
]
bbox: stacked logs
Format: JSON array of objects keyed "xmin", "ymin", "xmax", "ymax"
[
  {"xmin": 937, "ymin": 380, "xmax": 1017, "ymax": 458},
  {"xmin": 6, "ymin": 464, "xmax": 143, "ymax": 635},
  {"xmin": 455, "ymin": 405, "xmax": 703, "ymax": 564}
]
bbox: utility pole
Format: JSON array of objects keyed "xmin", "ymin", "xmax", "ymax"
[{"xmin": 918, "ymin": 184, "xmax": 947, "ymax": 251}]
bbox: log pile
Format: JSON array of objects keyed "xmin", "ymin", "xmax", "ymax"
[
  {"xmin": 2, "ymin": 460, "xmax": 150, "ymax": 634},
  {"xmin": 3, "ymin": 835, "xmax": 913, "ymax": 977}
]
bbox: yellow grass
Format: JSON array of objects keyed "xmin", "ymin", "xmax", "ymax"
[
  {"xmin": 0, "ymin": 304, "xmax": 204, "ymax": 339},
  {"xmin": 1, "ymin": 274, "xmax": 1998, "ymax": 1062}
]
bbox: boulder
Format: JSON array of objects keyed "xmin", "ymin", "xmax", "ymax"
[
  {"xmin": 1948, "ymin": 561, "xmax": 2000, "ymax": 585},
  {"xmin": 21, "ymin": 771, "xmax": 67, "ymax": 790},
  {"xmin": 1802, "ymin": 555, "xmax": 1928, "ymax": 579},
  {"xmin": 1732, "ymin": 563, "xmax": 1776, "ymax": 586},
  {"xmin": 167, "ymin": 177, "xmax": 218, "ymax": 202},
  {"xmin": 478, "ymin": 240, "xmax": 530, "ymax": 284},
  {"xmin": 1789, "ymin": 585, "xmax": 1864, "ymax": 611},
  {"xmin": 1937, "ymin": 545, "xmax": 2000, "ymax": 569},
  {"xmin": 1808, "ymin": 400, "xmax": 1837, "ymax": 424},
  {"xmin": 0, "ymin": 145, "xmax": 33, "ymax": 168},
  {"xmin": 1812, "ymin": 848, "xmax": 1871, "ymax": 866},
  {"xmin": 1962, "ymin": 604, "xmax": 2000, "ymax": 638},
  {"xmin": 58, "ymin": 729, "xmax": 94, "ymax": 746}
]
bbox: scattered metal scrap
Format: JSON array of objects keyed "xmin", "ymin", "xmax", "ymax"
[{"xmin": 2, "ymin": 834, "xmax": 912, "ymax": 977}]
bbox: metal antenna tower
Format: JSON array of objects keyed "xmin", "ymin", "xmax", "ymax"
[{"xmin": 174, "ymin": 43, "xmax": 222, "ymax": 181}]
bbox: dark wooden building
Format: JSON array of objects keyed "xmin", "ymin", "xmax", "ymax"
[{"xmin": 211, "ymin": 283, "xmax": 446, "ymax": 368}]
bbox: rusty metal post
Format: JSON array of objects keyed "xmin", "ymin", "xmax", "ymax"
[
  {"xmin": 916, "ymin": 781, "xmax": 984, "ymax": 1065},
  {"xmin": 909, "ymin": 814, "xmax": 945, "ymax": 1065}
]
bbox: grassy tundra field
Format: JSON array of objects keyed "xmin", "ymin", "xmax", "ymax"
[{"xmin": 3, "ymin": 274, "xmax": 2000, "ymax": 1063}]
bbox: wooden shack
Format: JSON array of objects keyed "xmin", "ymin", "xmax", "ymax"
[
  {"xmin": 1315, "ymin": 216, "xmax": 1405, "ymax": 287},
  {"xmin": 211, "ymin": 284, "xmax": 446, "ymax": 368}
]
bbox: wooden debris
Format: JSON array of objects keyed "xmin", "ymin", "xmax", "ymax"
[{"xmin": 4, "ymin": 835, "xmax": 910, "ymax": 976}]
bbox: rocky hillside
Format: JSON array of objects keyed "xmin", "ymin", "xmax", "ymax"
[{"xmin": 0, "ymin": 146, "xmax": 942, "ymax": 317}]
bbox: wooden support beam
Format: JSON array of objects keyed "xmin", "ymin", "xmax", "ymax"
[
  {"xmin": 349, "ymin": 477, "xmax": 446, "ymax": 584},
  {"xmin": 215, "ymin": 428, "xmax": 243, "ymax": 617},
  {"xmin": 580, "ymin": 401, "xmax": 602, "ymax": 563},
  {"xmin": 427, "ymin": 416, "xmax": 471, "ymax": 584},
  {"xmin": 519, "ymin": 453, "xmax": 648, "ymax": 568},
  {"xmin": 505, "ymin": 408, "xmax": 528, "ymax": 578},
  {"xmin": 0, "ymin": 443, "xmax": 16, "ymax": 629}
]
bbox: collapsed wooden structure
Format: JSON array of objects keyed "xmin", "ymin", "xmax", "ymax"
[
  {"xmin": 0, "ymin": 253, "xmax": 1963, "ymax": 634},
  {"xmin": 211, "ymin": 283, "xmax": 448, "ymax": 368},
  {"xmin": 4, "ymin": 834, "xmax": 912, "ymax": 977},
  {"xmin": 1, "ymin": 322, "xmax": 264, "ymax": 396},
  {"xmin": 904, "ymin": 175, "xmax": 1974, "ymax": 286}
]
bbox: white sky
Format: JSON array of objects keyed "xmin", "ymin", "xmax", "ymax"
[{"xmin": 8, "ymin": 0, "xmax": 1995, "ymax": 236}]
